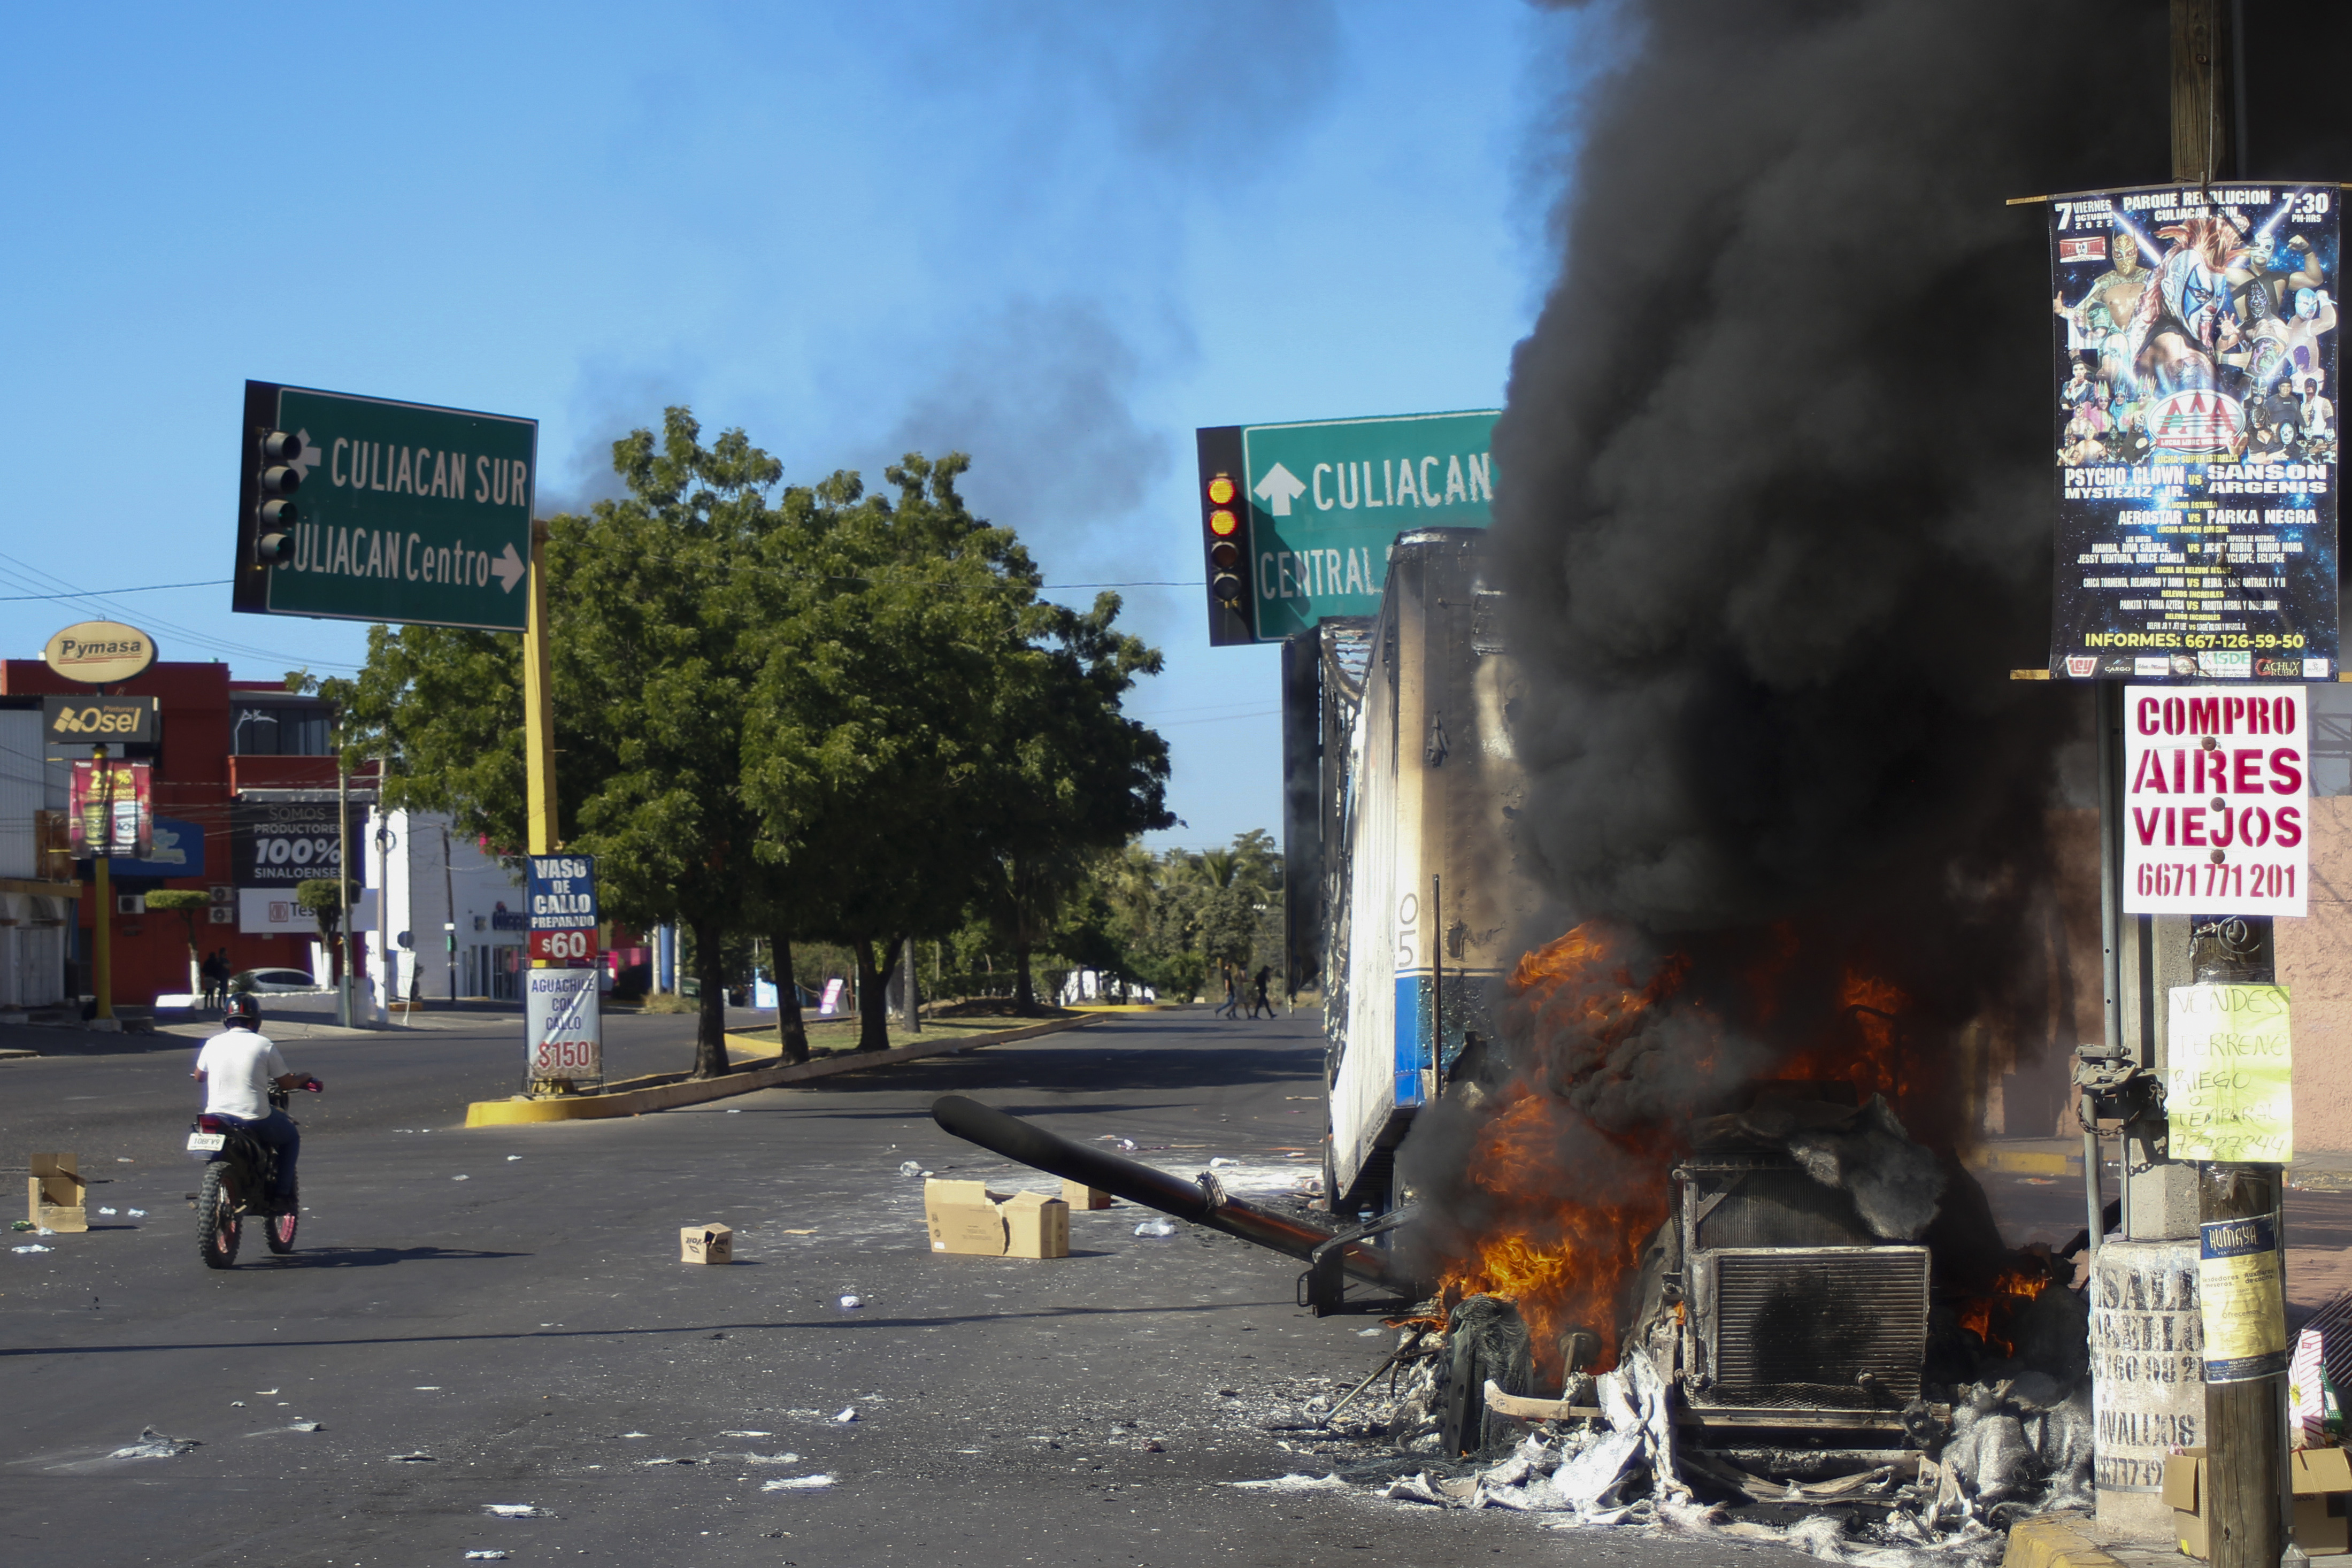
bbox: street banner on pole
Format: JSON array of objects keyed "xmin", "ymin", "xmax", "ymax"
[
  {"xmin": 68, "ymin": 760, "xmax": 151, "ymax": 859},
  {"xmin": 2046, "ymin": 182, "xmax": 2340, "ymax": 678},
  {"xmin": 2122, "ymin": 685, "xmax": 2308, "ymax": 914},
  {"xmin": 524, "ymin": 853, "xmax": 598, "ymax": 965},
  {"xmin": 525, "ymin": 967, "xmax": 602, "ymax": 1084}
]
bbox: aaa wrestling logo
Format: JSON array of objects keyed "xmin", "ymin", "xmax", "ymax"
[{"xmin": 2147, "ymin": 389, "xmax": 2246, "ymax": 455}]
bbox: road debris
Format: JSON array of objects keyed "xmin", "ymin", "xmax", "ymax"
[
  {"xmin": 1231, "ymin": 1473, "xmax": 1351, "ymax": 1491},
  {"xmin": 833, "ymin": 1407, "xmax": 857, "ymax": 1423},
  {"xmin": 464, "ymin": 1553, "xmax": 509, "ymax": 1562},
  {"xmin": 899, "ymin": 1160, "xmax": 923, "ymax": 1177},
  {"xmin": 719, "ymin": 1430, "xmax": 774, "ymax": 1438},
  {"xmin": 126, "ymin": 1208, "xmax": 146, "ymax": 1217},
  {"xmin": 389, "ymin": 1452, "xmax": 436, "ymax": 1462},
  {"xmin": 1133, "ymin": 1218, "xmax": 1177, "ymax": 1238},
  {"xmin": 288, "ymin": 1421, "xmax": 322, "ymax": 1432},
  {"xmin": 480, "ymin": 1504, "xmax": 555, "ymax": 1518},
  {"xmin": 640, "ymin": 1456, "xmax": 695, "ymax": 1465},
  {"xmin": 109, "ymin": 1428, "xmax": 200, "ymax": 1459},
  {"xmin": 762, "ymin": 1474, "xmax": 836, "ymax": 1490},
  {"xmin": 13, "ymin": 1244, "xmax": 53, "ymax": 1254},
  {"xmin": 739, "ymin": 1452, "xmax": 804, "ymax": 1464},
  {"xmin": 839, "ymin": 1294, "xmax": 864, "ymax": 1309},
  {"xmin": 98, "ymin": 1206, "xmax": 117, "ymax": 1215},
  {"xmin": 452, "ymin": 1174, "xmax": 469, "ymax": 1181}
]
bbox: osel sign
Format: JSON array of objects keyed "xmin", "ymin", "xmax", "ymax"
[
  {"xmin": 42, "ymin": 695, "xmax": 158, "ymax": 744},
  {"xmin": 233, "ymin": 380, "xmax": 538, "ymax": 633},
  {"xmin": 42, "ymin": 621, "xmax": 157, "ymax": 685}
]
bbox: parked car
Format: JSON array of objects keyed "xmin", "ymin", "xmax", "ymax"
[{"xmin": 229, "ymin": 967, "xmax": 327, "ymax": 995}]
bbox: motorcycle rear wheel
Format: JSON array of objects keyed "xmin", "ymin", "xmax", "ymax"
[
  {"xmin": 197, "ymin": 1164, "xmax": 240, "ymax": 1270},
  {"xmin": 264, "ymin": 1179, "xmax": 299, "ymax": 1254}
]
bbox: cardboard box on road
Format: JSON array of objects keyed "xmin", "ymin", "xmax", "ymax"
[
  {"xmin": 1060, "ymin": 1179, "xmax": 1113, "ymax": 1211},
  {"xmin": 926, "ymin": 1180, "xmax": 1010, "ymax": 1255},
  {"xmin": 28, "ymin": 1152, "xmax": 84, "ymax": 1233},
  {"xmin": 925, "ymin": 1179, "xmax": 1069, "ymax": 1258},
  {"xmin": 680, "ymin": 1223, "xmax": 733, "ymax": 1264},
  {"xmin": 1003, "ymin": 1192, "xmax": 1070, "ymax": 1259},
  {"xmin": 2164, "ymin": 1446, "xmax": 2352, "ymax": 1558}
]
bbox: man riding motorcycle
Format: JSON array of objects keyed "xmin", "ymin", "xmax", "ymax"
[{"xmin": 192, "ymin": 993, "xmax": 319, "ymax": 1215}]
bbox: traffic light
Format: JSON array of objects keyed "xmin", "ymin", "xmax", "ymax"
[
  {"xmin": 1196, "ymin": 425, "xmax": 1250, "ymax": 644},
  {"xmin": 1206, "ymin": 473, "xmax": 1244, "ymax": 602},
  {"xmin": 255, "ymin": 429, "xmax": 302, "ymax": 564}
]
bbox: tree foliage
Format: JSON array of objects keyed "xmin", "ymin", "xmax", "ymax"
[{"xmin": 339, "ymin": 407, "xmax": 1173, "ymax": 1070}]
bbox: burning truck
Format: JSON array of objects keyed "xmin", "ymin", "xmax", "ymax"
[{"xmin": 938, "ymin": 528, "xmax": 2096, "ymax": 1533}]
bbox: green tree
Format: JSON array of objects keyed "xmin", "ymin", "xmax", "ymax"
[
  {"xmin": 144, "ymin": 888, "xmax": 210, "ymax": 991},
  {"xmin": 967, "ymin": 592, "xmax": 1172, "ymax": 1011},
  {"xmin": 342, "ymin": 408, "xmax": 783, "ymax": 1078},
  {"xmin": 742, "ymin": 455, "xmax": 1154, "ymax": 1047}
]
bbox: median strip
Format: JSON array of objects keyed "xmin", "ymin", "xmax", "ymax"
[{"xmin": 461, "ymin": 1013, "xmax": 1105, "ymax": 1127}]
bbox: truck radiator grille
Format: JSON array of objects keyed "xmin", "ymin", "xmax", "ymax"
[{"xmin": 1705, "ymin": 1248, "xmax": 1927, "ymax": 1409}]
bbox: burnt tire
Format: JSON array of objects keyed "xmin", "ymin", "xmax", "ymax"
[
  {"xmin": 1442, "ymin": 1331, "xmax": 1490, "ymax": 1458},
  {"xmin": 197, "ymin": 1164, "xmax": 240, "ymax": 1270},
  {"xmin": 264, "ymin": 1179, "xmax": 298, "ymax": 1254}
]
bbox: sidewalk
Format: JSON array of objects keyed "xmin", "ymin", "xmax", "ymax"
[{"xmin": 1970, "ymin": 1133, "xmax": 2352, "ymax": 1187}]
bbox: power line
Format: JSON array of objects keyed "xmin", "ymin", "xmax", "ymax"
[{"xmin": 0, "ymin": 579, "xmax": 234, "ymax": 602}]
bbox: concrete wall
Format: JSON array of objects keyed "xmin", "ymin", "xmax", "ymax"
[{"xmin": 2276, "ymin": 795, "xmax": 2352, "ymax": 1151}]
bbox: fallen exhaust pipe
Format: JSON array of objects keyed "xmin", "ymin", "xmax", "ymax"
[{"xmin": 928, "ymin": 1094, "xmax": 1417, "ymax": 1294}]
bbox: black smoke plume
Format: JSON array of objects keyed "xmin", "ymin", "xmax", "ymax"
[{"xmin": 1402, "ymin": 2, "xmax": 2169, "ymax": 1283}]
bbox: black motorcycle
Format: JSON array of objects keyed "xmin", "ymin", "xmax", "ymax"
[{"xmin": 188, "ymin": 1086, "xmax": 308, "ymax": 1269}]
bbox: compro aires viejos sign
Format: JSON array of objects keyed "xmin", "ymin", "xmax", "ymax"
[{"xmin": 2123, "ymin": 685, "xmax": 2308, "ymax": 914}]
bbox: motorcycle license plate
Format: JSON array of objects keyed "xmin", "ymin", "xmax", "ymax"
[{"xmin": 186, "ymin": 1132, "xmax": 226, "ymax": 1152}]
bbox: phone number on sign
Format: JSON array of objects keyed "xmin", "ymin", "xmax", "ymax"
[
  {"xmin": 529, "ymin": 1040, "xmax": 598, "ymax": 1073},
  {"xmin": 2136, "ymin": 862, "xmax": 2299, "ymax": 901}
]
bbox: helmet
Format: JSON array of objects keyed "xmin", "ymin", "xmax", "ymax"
[{"xmin": 223, "ymin": 993, "xmax": 262, "ymax": 1029}]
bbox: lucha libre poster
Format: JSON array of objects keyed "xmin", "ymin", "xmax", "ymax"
[{"xmin": 2048, "ymin": 182, "xmax": 2340, "ymax": 680}]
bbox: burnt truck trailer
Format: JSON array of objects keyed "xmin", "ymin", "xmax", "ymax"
[
  {"xmin": 936, "ymin": 527, "xmax": 1944, "ymax": 1456},
  {"xmin": 1310, "ymin": 527, "xmax": 1545, "ymax": 1221}
]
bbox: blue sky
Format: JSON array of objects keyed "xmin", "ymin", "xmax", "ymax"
[{"xmin": 0, "ymin": 2, "xmax": 1607, "ymax": 851}]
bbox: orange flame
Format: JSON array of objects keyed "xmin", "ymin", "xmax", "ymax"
[
  {"xmin": 1958, "ymin": 1265, "xmax": 2051, "ymax": 1355},
  {"xmin": 1430, "ymin": 921, "xmax": 1927, "ymax": 1387}
]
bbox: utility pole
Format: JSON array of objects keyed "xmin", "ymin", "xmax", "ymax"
[
  {"xmin": 374, "ymin": 791, "xmax": 395, "ymax": 1027},
  {"xmin": 89, "ymin": 742, "xmax": 113, "ymax": 1024},
  {"xmin": 2171, "ymin": 9, "xmax": 2290, "ymax": 1568},
  {"xmin": 336, "ymin": 745, "xmax": 354, "ymax": 1030},
  {"xmin": 442, "ymin": 823, "xmax": 457, "ymax": 1008}
]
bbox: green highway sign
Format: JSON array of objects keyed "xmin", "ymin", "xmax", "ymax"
[
  {"xmin": 1196, "ymin": 409, "xmax": 1498, "ymax": 645},
  {"xmin": 233, "ymin": 380, "xmax": 538, "ymax": 632}
]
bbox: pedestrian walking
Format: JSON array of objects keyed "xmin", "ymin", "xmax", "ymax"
[
  {"xmin": 199, "ymin": 949, "xmax": 228, "ymax": 1010},
  {"xmin": 1249, "ymin": 966, "xmax": 1273, "ymax": 1018},
  {"xmin": 1215, "ymin": 966, "xmax": 1241, "ymax": 1018}
]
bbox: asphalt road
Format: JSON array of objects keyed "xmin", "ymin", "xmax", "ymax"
[{"xmin": 1, "ymin": 1008, "xmax": 1824, "ymax": 1568}]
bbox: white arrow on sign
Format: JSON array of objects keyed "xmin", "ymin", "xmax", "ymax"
[
  {"xmin": 1252, "ymin": 462, "xmax": 1306, "ymax": 518},
  {"xmin": 490, "ymin": 542, "xmax": 526, "ymax": 593},
  {"xmin": 288, "ymin": 431, "xmax": 322, "ymax": 482}
]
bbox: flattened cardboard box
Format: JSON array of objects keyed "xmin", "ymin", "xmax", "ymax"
[
  {"xmin": 680, "ymin": 1223, "xmax": 733, "ymax": 1264},
  {"xmin": 2165, "ymin": 1446, "xmax": 2352, "ymax": 1558},
  {"xmin": 28, "ymin": 1152, "xmax": 85, "ymax": 1233}
]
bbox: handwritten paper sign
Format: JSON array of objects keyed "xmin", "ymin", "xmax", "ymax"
[{"xmin": 2166, "ymin": 983, "xmax": 2294, "ymax": 1162}]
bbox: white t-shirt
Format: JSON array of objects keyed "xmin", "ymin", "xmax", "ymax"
[{"xmin": 195, "ymin": 1029, "xmax": 290, "ymax": 1120}]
